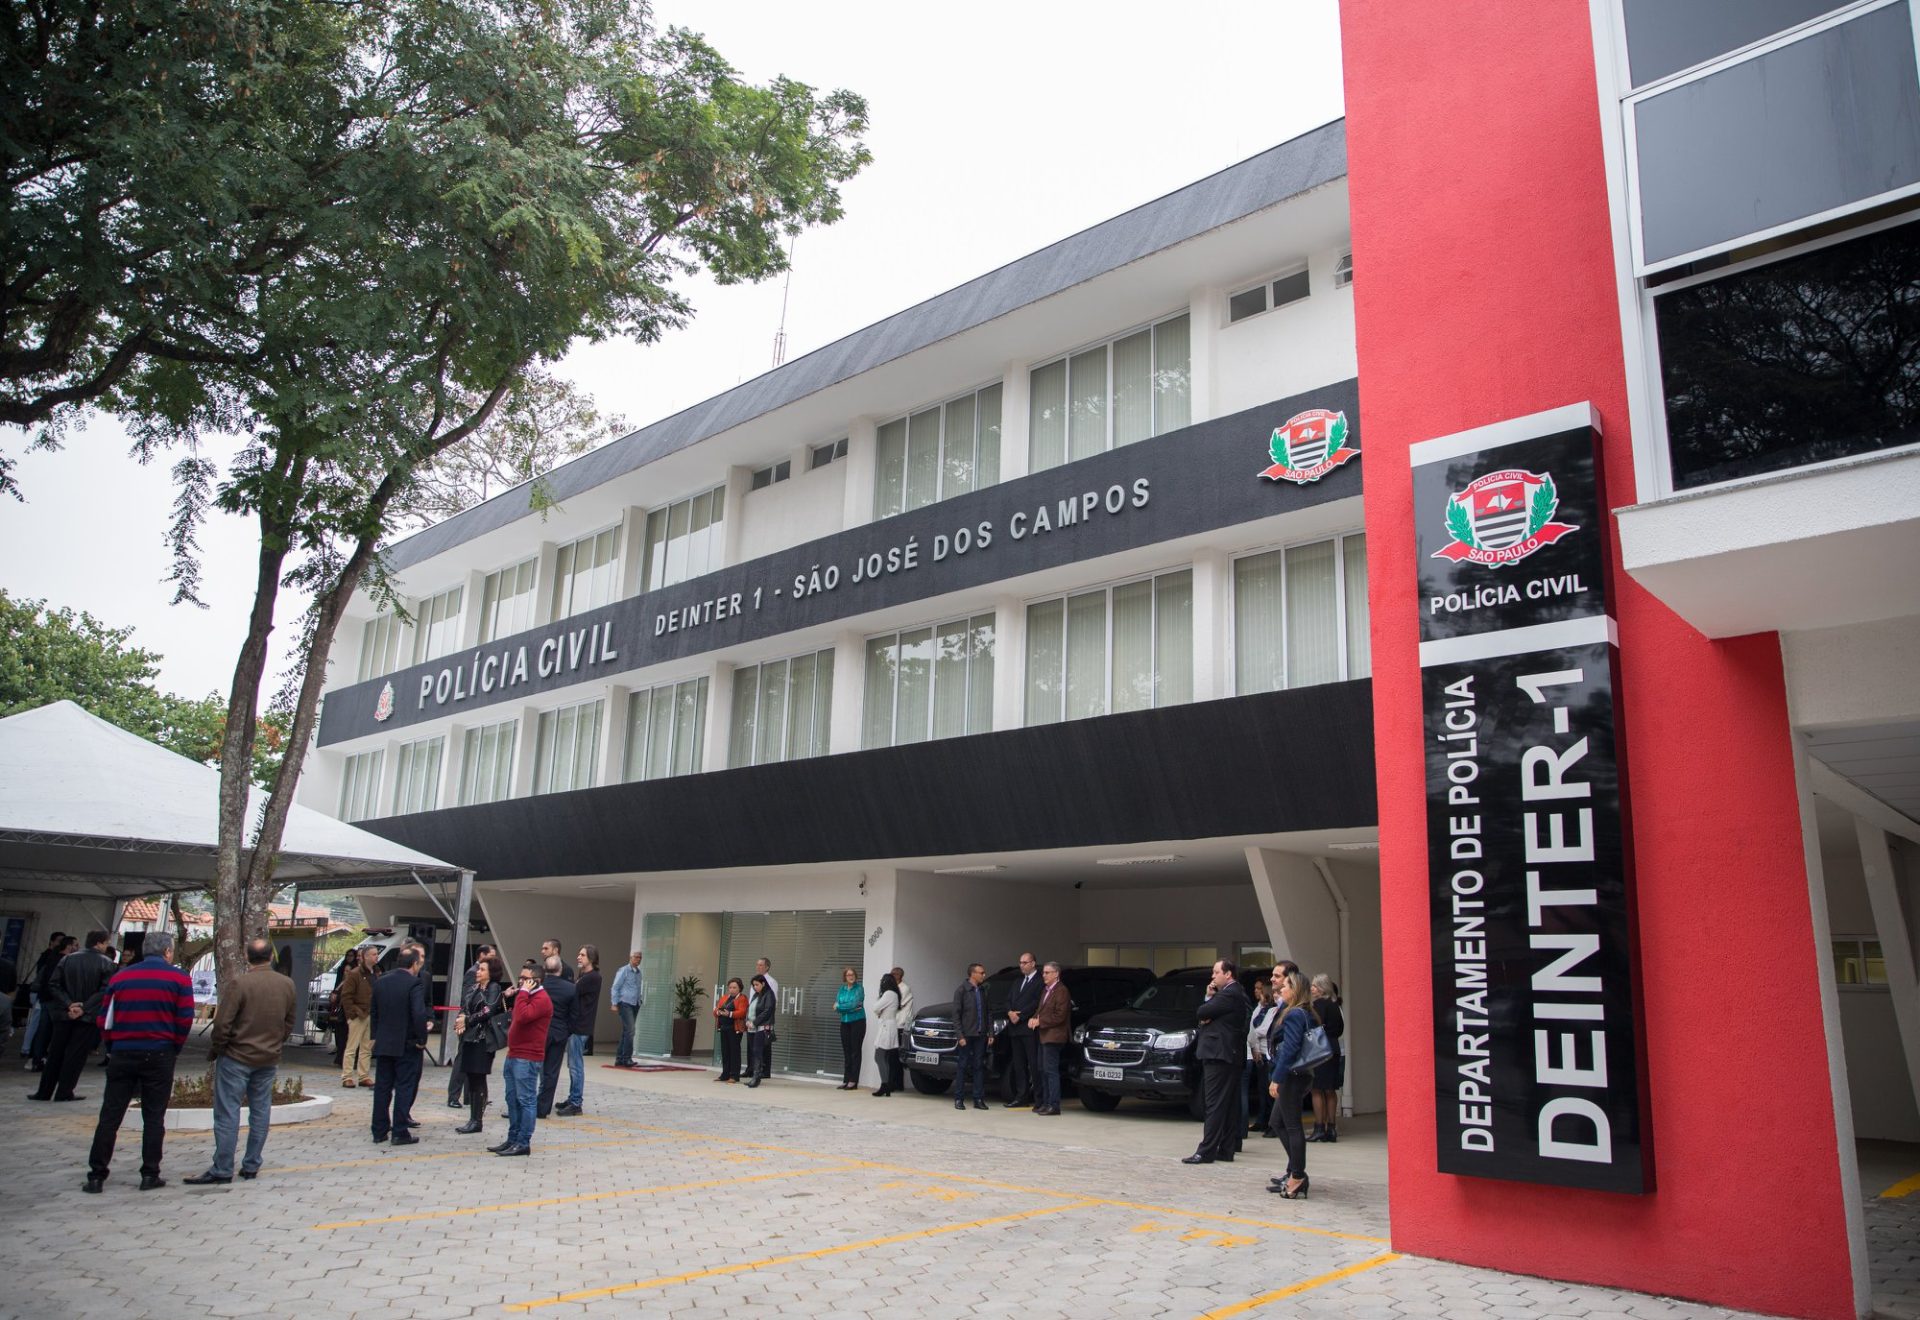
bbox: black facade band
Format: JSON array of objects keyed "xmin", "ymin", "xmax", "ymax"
[
  {"xmin": 319, "ymin": 378, "xmax": 1363, "ymax": 745},
  {"xmin": 353, "ymin": 682, "xmax": 1376, "ymax": 881}
]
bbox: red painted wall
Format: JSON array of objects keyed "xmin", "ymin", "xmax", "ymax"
[{"xmin": 1339, "ymin": 3, "xmax": 1859, "ymax": 1316}]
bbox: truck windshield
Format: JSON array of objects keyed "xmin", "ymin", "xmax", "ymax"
[{"xmin": 1128, "ymin": 976, "xmax": 1208, "ymax": 1014}]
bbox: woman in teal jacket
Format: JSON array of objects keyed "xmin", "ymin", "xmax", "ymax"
[{"xmin": 835, "ymin": 966, "xmax": 866, "ymax": 1090}]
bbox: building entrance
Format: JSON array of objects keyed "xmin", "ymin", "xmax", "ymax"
[{"xmin": 719, "ymin": 910, "xmax": 865, "ymax": 1079}]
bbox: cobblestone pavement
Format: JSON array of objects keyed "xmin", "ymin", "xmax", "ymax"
[{"xmin": 0, "ymin": 1045, "xmax": 1912, "ymax": 1319}]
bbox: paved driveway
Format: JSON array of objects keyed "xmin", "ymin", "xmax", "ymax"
[{"xmin": 0, "ymin": 1043, "xmax": 1902, "ymax": 1319}]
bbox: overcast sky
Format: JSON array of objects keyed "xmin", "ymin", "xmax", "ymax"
[{"xmin": 0, "ymin": 0, "xmax": 1346, "ymax": 702}]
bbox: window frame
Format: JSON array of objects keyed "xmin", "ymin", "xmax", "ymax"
[
  {"xmin": 730, "ymin": 648, "xmax": 835, "ymax": 766},
  {"xmin": 1228, "ymin": 529, "xmax": 1369, "ymax": 696},
  {"xmin": 640, "ymin": 485, "xmax": 727, "ymax": 594},
  {"xmin": 1831, "ymin": 934, "xmax": 1891, "ymax": 989},
  {"xmin": 477, "ymin": 555, "xmax": 539, "ymax": 644},
  {"xmin": 809, "ymin": 437, "xmax": 849, "ymax": 470},
  {"xmin": 457, "ymin": 718, "xmax": 519, "ymax": 806},
  {"xmin": 1225, "ymin": 262, "xmax": 1312, "ymax": 325},
  {"xmin": 390, "ymin": 734, "xmax": 446, "ymax": 816},
  {"xmin": 1022, "ymin": 565, "xmax": 1193, "ymax": 726},
  {"xmin": 409, "ymin": 585, "xmax": 465, "ymax": 666},
  {"xmin": 356, "ymin": 612, "xmax": 405, "ymax": 683},
  {"xmin": 531, "ymin": 695, "xmax": 606, "ymax": 796},
  {"xmin": 862, "ymin": 613, "xmax": 997, "ymax": 748},
  {"xmin": 338, "ymin": 748, "xmax": 385, "ymax": 823},
  {"xmin": 871, "ymin": 379, "xmax": 1005, "ymax": 519},
  {"xmin": 551, "ymin": 525, "xmax": 622, "ymax": 621},
  {"xmin": 749, "ymin": 459, "xmax": 793, "ymax": 491},
  {"xmin": 1026, "ymin": 310, "xmax": 1193, "ymax": 471},
  {"xmin": 622, "ymin": 676, "xmax": 709, "ymax": 782}
]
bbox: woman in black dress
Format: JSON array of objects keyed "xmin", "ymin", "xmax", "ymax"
[
  {"xmin": 1307, "ymin": 973, "xmax": 1345, "ymax": 1143},
  {"xmin": 453, "ymin": 953, "xmax": 509, "ymax": 1135}
]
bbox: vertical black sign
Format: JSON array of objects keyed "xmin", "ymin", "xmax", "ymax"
[{"xmin": 1411, "ymin": 405, "xmax": 1652, "ymax": 1194}]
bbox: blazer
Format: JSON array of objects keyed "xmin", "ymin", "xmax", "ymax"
[
  {"xmin": 1271, "ymin": 1002, "xmax": 1316, "ymax": 1076},
  {"xmin": 1030, "ymin": 979, "xmax": 1070, "ymax": 1045},
  {"xmin": 872, "ymin": 989, "xmax": 901, "ymax": 1050},
  {"xmin": 953, "ymin": 980, "xmax": 991, "ymax": 1037},
  {"xmin": 369, "ymin": 970, "xmax": 428, "ymax": 1058},
  {"xmin": 714, "ymin": 991, "xmax": 749, "ymax": 1033},
  {"xmin": 571, "ymin": 968, "xmax": 602, "ymax": 1037},
  {"xmin": 460, "ymin": 981, "xmax": 509, "ymax": 1053},
  {"xmin": 748, "ymin": 987, "xmax": 776, "ymax": 1030},
  {"xmin": 1005, "ymin": 970, "xmax": 1042, "ymax": 1033},
  {"xmin": 542, "ymin": 975, "xmax": 577, "ymax": 1044},
  {"xmin": 1194, "ymin": 980, "xmax": 1250, "ymax": 1065},
  {"xmin": 340, "ymin": 963, "xmax": 374, "ymax": 1020}
]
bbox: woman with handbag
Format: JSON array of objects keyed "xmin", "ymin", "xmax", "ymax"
[
  {"xmin": 1307, "ymin": 973, "xmax": 1345, "ymax": 1143},
  {"xmin": 1265, "ymin": 970, "xmax": 1319, "ymax": 1200},
  {"xmin": 870, "ymin": 972, "xmax": 902, "ymax": 1096},
  {"xmin": 713, "ymin": 978, "xmax": 748, "ymax": 1082},
  {"xmin": 745, "ymin": 974, "xmax": 776, "ymax": 1088},
  {"xmin": 834, "ymin": 966, "xmax": 867, "ymax": 1090},
  {"xmin": 452, "ymin": 954, "xmax": 510, "ymax": 1135}
]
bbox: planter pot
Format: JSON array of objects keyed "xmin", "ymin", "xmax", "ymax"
[
  {"xmin": 129, "ymin": 1094, "xmax": 334, "ymax": 1132},
  {"xmin": 669, "ymin": 1018, "xmax": 697, "ymax": 1057}
]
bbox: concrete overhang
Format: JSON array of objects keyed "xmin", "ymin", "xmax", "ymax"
[{"xmin": 1615, "ymin": 446, "xmax": 1920, "ymax": 638}]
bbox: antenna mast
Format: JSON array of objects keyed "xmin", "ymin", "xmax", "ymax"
[{"xmin": 771, "ymin": 234, "xmax": 797, "ymax": 368}]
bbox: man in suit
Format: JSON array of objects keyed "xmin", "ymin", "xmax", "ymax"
[
  {"xmin": 369, "ymin": 946, "xmax": 428, "ymax": 1145},
  {"xmin": 1029, "ymin": 961, "xmax": 1071, "ymax": 1116},
  {"xmin": 30, "ymin": 929, "xmax": 116, "ymax": 1102},
  {"xmin": 1184, "ymin": 960, "xmax": 1250, "ymax": 1165},
  {"xmin": 536, "ymin": 956, "xmax": 576, "ymax": 1118},
  {"xmin": 951, "ymin": 963, "xmax": 991, "ymax": 1112},
  {"xmin": 1002, "ymin": 952, "xmax": 1041, "ymax": 1108}
]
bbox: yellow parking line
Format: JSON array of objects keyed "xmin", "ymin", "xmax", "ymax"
[
  {"xmin": 506, "ymin": 1199, "xmax": 1099, "ymax": 1311},
  {"xmin": 312, "ymin": 1164, "xmax": 861, "ymax": 1230},
  {"xmin": 267, "ymin": 1134, "xmax": 667, "ymax": 1177},
  {"xmin": 1194, "ymin": 1251, "xmax": 1402, "ymax": 1318},
  {"xmin": 571, "ymin": 1115, "xmax": 1389, "ymax": 1244},
  {"xmin": 1881, "ymin": 1171, "xmax": 1920, "ymax": 1199}
]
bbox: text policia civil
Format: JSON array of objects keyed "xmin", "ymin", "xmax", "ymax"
[{"xmin": 1411, "ymin": 405, "xmax": 1651, "ymax": 1196}]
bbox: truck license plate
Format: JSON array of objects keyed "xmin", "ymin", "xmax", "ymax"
[
  {"xmin": 1093, "ymin": 1065, "xmax": 1123, "ymax": 1081},
  {"xmin": 913, "ymin": 1051, "xmax": 939, "ymax": 1065}
]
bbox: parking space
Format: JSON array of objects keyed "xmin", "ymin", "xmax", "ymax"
[{"xmin": 0, "ymin": 1040, "xmax": 1818, "ymax": 1320}]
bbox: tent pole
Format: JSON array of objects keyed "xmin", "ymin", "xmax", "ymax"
[{"xmin": 441, "ymin": 870, "xmax": 475, "ymax": 1067}]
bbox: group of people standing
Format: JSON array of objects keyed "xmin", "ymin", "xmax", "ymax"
[
  {"xmin": 707, "ymin": 960, "xmax": 919, "ymax": 1094},
  {"xmin": 1187, "ymin": 959, "xmax": 1344, "ymax": 1202}
]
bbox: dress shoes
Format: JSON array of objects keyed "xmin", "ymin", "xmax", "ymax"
[
  {"xmin": 82, "ymin": 1177, "xmax": 105, "ymax": 1194},
  {"xmin": 972, "ymin": 1100, "xmax": 989, "ymax": 1110},
  {"xmin": 1181, "ymin": 1154, "xmax": 1215, "ymax": 1165},
  {"xmin": 184, "ymin": 1172, "xmax": 231, "ymax": 1186},
  {"xmin": 53, "ymin": 1094, "xmax": 84, "ymax": 1102},
  {"xmin": 494, "ymin": 1144, "xmax": 530, "ymax": 1157},
  {"xmin": 371, "ymin": 1133, "xmax": 389, "ymax": 1144},
  {"xmin": 954, "ymin": 1099, "xmax": 966, "ymax": 1110},
  {"xmin": 390, "ymin": 1131, "xmax": 419, "ymax": 1146},
  {"xmin": 447, "ymin": 1099, "xmax": 464, "ymax": 1109},
  {"xmin": 1005, "ymin": 1099, "xmax": 1030, "ymax": 1109},
  {"xmin": 554, "ymin": 1103, "xmax": 581, "ymax": 1116},
  {"xmin": 487, "ymin": 1140, "xmax": 512, "ymax": 1153},
  {"xmin": 138, "ymin": 1175, "xmax": 166, "ymax": 1191},
  {"xmin": 453, "ymin": 1120, "xmax": 483, "ymax": 1134},
  {"xmin": 238, "ymin": 1171, "xmax": 258, "ymax": 1180}
]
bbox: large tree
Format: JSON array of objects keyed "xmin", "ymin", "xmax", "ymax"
[{"xmin": 4, "ymin": 0, "xmax": 869, "ymax": 986}]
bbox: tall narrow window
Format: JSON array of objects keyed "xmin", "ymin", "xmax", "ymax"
[
  {"xmin": 338, "ymin": 749, "xmax": 384, "ymax": 823},
  {"xmin": 863, "ymin": 615, "xmax": 995, "ymax": 747},
  {"xmin": 458, "ymin": 720, "xmax": 517, "ymax": 805},
  {"xmin": 623, "ymin": 678, "xmax": 708, "ymax": 782},
  {"xmin": 532, "ymin": 698, "xmax": 604, "ymax": 794},
  {"xmin": 552, "ymin": 528, "xmax": 619, "ymax": 619},
  {"xmin": 391, "ymin": 736, "xmax": 445, "ymax": 815},
  {"xmin": 411, "ymin": 587, "xmax": 464, "ymax": 665},
  {"xmin": 357, "ymin": 613, "xmax": 404, "ymax": 682},
  {"xmin": 871, "ymin": 384, "xmax": 1004, "ymax": 518},
  {"xmin": 641, "ymin": 486, "xmax": 726, "ymax": 591},
  {"xmin": 1029, "ymin": 313, "xmax": 1191, "ymax": 471},
  {"xmin": 478, "ymin": 558, "xmax": 538, "ymax": 643},
  {"xmin": 1024, "ymin": 570, "xmax": 1192, "ymax": 725},
  {"xmin": 1234, "ymin": 533, "xmax": 1369, "ymax": 693},
  {"xmin": 729, "ymin": 650, "xmax": 835, "ymax": 766}
]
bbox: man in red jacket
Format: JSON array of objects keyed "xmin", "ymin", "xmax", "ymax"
[{"xmin": 494, "ymin": 964, "xmax": 551, "ymax": 1157}]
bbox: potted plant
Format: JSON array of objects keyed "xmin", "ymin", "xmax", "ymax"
[{"xmin": 670, "ymin": 973, "xmax": 707, "ymax": 1057}]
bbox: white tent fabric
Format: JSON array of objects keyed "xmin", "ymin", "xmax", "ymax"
[{"xmin": 0, "ymin": 700, "xmax": 462, "ymax": 900}]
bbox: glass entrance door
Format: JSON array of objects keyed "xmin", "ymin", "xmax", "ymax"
[
  {"xmin": 637, "ymin": 912, "xmax": 679, "ymax": 1057},
  {"xmin": 719, "ymin": 910, "xmax": 866, "ymax": 1078}
]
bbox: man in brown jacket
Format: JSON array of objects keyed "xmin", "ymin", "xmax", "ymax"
[
  {"xmin": 1029, "ymin": 961, "xmax": 1071, "ymax": 1116},
  {"xmin": 340, "ymin": 946, "xmax": 376, "ymax": 1086},
  {"xmin": 186, "ymin": 938, "xmax": 296, "ymax": 1184}
]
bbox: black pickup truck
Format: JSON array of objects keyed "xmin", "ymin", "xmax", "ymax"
[
  {"xmin": 1067, "ymin": 965, "xmax": 1274, "ymax": 1118},
  {"xmin": 899, "ymin": 964, "xmax": 1154, "ymax": 1099}
]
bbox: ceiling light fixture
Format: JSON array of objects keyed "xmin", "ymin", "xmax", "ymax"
[
  {"xmin": 1094, "ymin": 854, "xmax": 1180, "ymax": 867},
  {"xmin": 1327, "ymin": 842, "xmax": 1379, "ymax": 852},
  {"xmin": 933, "ymin": 864, "xmax": 1005, "ymax": 875},
  {"xmin": 579, "ymin": 883, "xmax": 624, "ymax": 891}
]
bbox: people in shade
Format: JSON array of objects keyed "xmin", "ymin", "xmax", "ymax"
[
  {"xmin": 834, "ymin": 966, "xmax": 866, "ymax": 1090},
  {"xmin": 713, "ymin": 978, "xmax": 748, "ymax": 1082}
]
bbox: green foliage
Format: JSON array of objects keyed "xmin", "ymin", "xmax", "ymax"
[
  {"xmin": 671, "ymin": 973, "xmax": 707, "ymax": 1020},
  {"xmin": 1526, "ymin": 475, "xmax": 1558, "ymax": 536},
  {"xmin": 1444, "ymin": 497, "xmax": 1478, "ymax": 548},
  {"xmin": 0, "ymin": 591, "xmax": 284, "ymax": 785}
]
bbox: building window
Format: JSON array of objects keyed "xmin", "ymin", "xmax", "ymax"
[
  {"xmin": 1227, "ymin": 266, "xmax": 1311, "ymax": 323},
  {"xmin": 552, "ymin": 527, "xmax": 619, "ymax": 620},
  {"xmin": 1333, "ymin": 253, "xmax": 1353, "ymax": 288},
  {"xmin": 750, "ymin": 459, "xmax": 792, "ymax": 491},
  {"xmin": 874, "ymin": 383, "xmax": 1003, "ymax": 518},
  {"xmin": 391, "ymin": 736, "xmax": 445, "ymax": 815},
  {"xmin": 410, "ymin": 587, "xmax": 464, "ymax": 665},
  {"xmin": 1234, "ymin": 532, "xmax": 1369, "ymax": 693},
  {"xmin": 477, "ymin": 558, "xmax": 538, "ymax": 644},
  {"xmin": 1084, "ymin": 944, "xmax": 1220, "ymax": 977},
  {"xmin": 1025, "ymin": 571, "xmax": 1191, "ymax": 726},
  {"xmin": 457, "ymin": 719, "xmax": 517, "ymax": 806},
  {"xmin": 532, "ymin": 698, "xmax": 604, "ymax": 795},
  {"xmin": 810, "ymin": 437, "xmax": 848, "ymax": 470},
  {"xmin": 356, "ymin": 613, "xmax": 404, "ymax": 683},
  {"xmin": 338, "ymin": 749, "xmax": 384, "ymax": 823},
  {"xmin": 1029, "ymin": 314, "xmax": 1191, "ymax": 472},
  {"xmin": 641, "ymin": 486, "xmax": 725, "ymax": 592},
  {"xmin": 623, "ymin": 677, "xmax": 708, "ymax": 781},
  {"xmin": 1833, "ymin": 937, "xmax": 1889, "ymax": 987},
  {"xmin": 864, "ymin": 615, "xmax": 995, "ymax": 748},
  {"xmin": 1653, "ymin": 217, "xmax": 1920, "ymax": 490},
  {"xmin": 730, "ymin": 649, "xmax": 835, "ymax": 766}
]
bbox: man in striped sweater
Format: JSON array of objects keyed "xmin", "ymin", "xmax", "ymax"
[{"xmin": 84, "ymin": 929, "xmax": 195, "ymax": 1193}]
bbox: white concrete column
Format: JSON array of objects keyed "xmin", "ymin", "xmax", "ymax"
[
  {"xmin": 532, "ymin": 542, "xmax": 560, "ymax": 627},
  {"xmin": 457, "ymin": 569, "xmax": 487, "ymax": 650},
  {"xmin": 828, "ymin": 631, "xmax": 867, "ymax": 754},
  {"xmin": 842, "ymin": 417, "xmax": 879, "ymax": 529},
  {"xmin": 992, "ymin": 596, "xmax": 1026, "ymax": 731},
  {"xmin": 1187, "ymin": 287, "xmax": 1219, "ymax": 425},
  {"xmin": 1244, "ymin": 847, "xmax": 1339, "ymax": 970},
  {"xmin": 719, "ymin": 467, "xmax": 752, "ymax": 569},
  {"xmin": 439, "ymin": 723, "xmax": 468, "ymax": 810},
  {"xmin": 998, "ymin": 363, "xmax": 1031, "ymax": 481},
  {"xmin": 704, "ymin": 659, "xmax": 736, "ymax": 770},
  {"xmin": 617, "ymin": 506, "xmax": 649, "ymax": 598},
  {"xmin": 600, "ymin": 685, "xmax": 630, "ymax": 786},
  {"xmin": 1857, "ymin": 817, "xmax": 1920, "ymax": 1126},
  {"xmin": 1190, "ymin": 549, "xmax": 1230, "ymax": 702},
  {"xmin": 510, "ymin": 705, "xmax": 542, "ymax": 798}
]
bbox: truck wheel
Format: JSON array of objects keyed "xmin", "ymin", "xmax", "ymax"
[
  {"xmin": 909, "ymin": 1070, "xmax": 952, "ymax": 1096},
  {"xmin": 1079, "ymin": 1088, "xmax": 1121, "ymax": 1113}
]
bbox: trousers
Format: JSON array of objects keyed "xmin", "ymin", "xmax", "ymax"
[
  {"xmin": 342, "ymin": 1017, "xmax": 373, "ymax": 1079},
  {"xmin": 615, "ymin": 1003, "xmax": 638, "ymax": 1066},
  {"xmin": 34, "ymin": 1019, "xmax": 100, "ymax": 1100},
  {"xmin": 502, "ymin": 1056, "xmax": 539, "ymax": 1147},
  {"xmin": 537, "ymin": 1036, "xmax": 566, "ymax": 1115},
  {"xmin": 371, "ymin": 1051, "xmax": 422, "ymax": 1139},
  {"xmin": 209, "ymin": 1057, "xmax": 276, "ymax": 1178},
  {"xmin": 1196, "ymin": 1060, "xmax": 1238, "ymax": 1160},
  {"xmin": 88, "ymin": 1049, "xmax": 175, "ymax": 1180}
]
